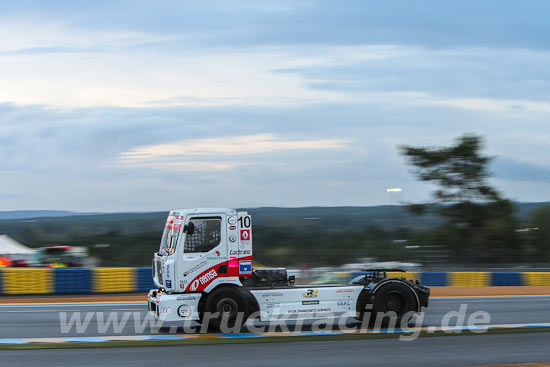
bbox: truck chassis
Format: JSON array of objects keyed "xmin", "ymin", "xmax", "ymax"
[{"xmin": 149, "ymin": 268, "xmax": 429, "ymax": 330}]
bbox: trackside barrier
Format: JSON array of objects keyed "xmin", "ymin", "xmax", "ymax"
[
  {"xmin": 2, "ymin": 270, "xmax": 550, "ymax": 294},
  {"xmin": 449, "ymin": 272, "xmax": 491, "ymax": 286},
  {"xmin": 55, "ymin": 268, "xmax": 92, "ymax": 293},
  {"xmin": 421, "ymin": 272, "xmax": 447, "ymax": 286},
  {"xmin": 93, "ymin": 267, "xmax": 135, "ymax": 293},
  {"xmin": 491, "ymin": 272, "xmax": 522, "ymax": 286},
  {"xmin": 386, "ymin": 271, "xmax": 419, "ymax": 281},
  {"xmin": 524, "ymin": 272, "xmax": 550, "ymax": 286},
  {"xmin": 1, "ymin": 268, "xmax": 54, "ymax": 295},
  {"xmin": 137, "ymin": 267, "xmax": 156, "ymax": 291}
]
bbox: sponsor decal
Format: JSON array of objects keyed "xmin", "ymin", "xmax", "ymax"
[
  {"xmin": 165, "ymin": 215, "xmax": 183, "ymax": 230},
  {"xmin": 336, "ymin": 289, "xmax": 354, "ymax": 293},
  {"xmin": 166, "ymin": 264, "xmax": 171, "ymax": 279},
  {"xmin": 239, "ymin": 260, "xmax": 252, "ymax": 275},
  {"xmin": 177, "ymin": 304, "xmax": 192, "ymax": 318},
  {"xmin": 240, "ymin": 229, "xmax": 250, "ymax": 242},
  {"xmin": 155, "ymin": 293, "xmax": 162, "ymax": 303},
  {"xmin": 228, "ymin": 216, "xmax": 237, "ymax": 225},
  {"xmin": 337, "ymin": 300, "xmax": 353, "ymax": 306},
  {"xmin": 179, "ymin": 280, "xmax": 188, "ymax": 289},
  {"xmin": 207, "ymin": 250, "xmax": 224, "ymax": 261},
  {"xmin": 302, "ymin": 300, "xmax": 320, "ymax": 305},
  {"xmin": 229, "ymin": 225, "xmax": 236, "ymax": 231},
  {"xmin": 189, "ymin": 269, "xmax": 218, "ymax": 291},
  {"xmin": 183, "ymin": 261, "xmax": 207, "ymax": 277},
  {"xmin": 176, "ymin": 295, "xmax": 197, "ymax": 301},
  {"xmin": 302, "ymin": 289, "xmax": 318, "ymax": 298},
  {"xmin": 288, "ymin": 308, "xmax": 331, "ymax": 314},
  {"xmin": 261, "ymin": 292, "xmax": 283, "ymax": 297},
  {"xmin": 165, "ymin": 280, "xmax": 172, "ymax": 288},
  {"xmin": 266, "ymin": 303, "xmax": 281, "ymax": 310},
  {"xmin": 159, "ymin": 306, "xmax": 171, "ymax": 314},
  {"xmin": 229, "ymin": 249, "xmax": 251, "ymax": 256}
]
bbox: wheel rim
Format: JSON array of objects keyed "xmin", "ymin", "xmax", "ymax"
[
  {"xmin": 384, "ymin": 292, "xmax": 406, "ymax": 314},
  {"xmin": 216, "ymin": 297, "xmax": 239, "ymax": 319}
]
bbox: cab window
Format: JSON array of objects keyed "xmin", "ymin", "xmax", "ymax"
[{"xmin": 184, "ymin": 217, "xmax": 221, "ymax": 253}]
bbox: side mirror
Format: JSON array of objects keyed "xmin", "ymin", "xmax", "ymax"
[{"xmin": 184, "ymin": 221, "xmax": 195, "ymax": 235}]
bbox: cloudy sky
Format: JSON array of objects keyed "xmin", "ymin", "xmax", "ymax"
[{"xmin": 1, "ymin": 0, "xmax": 549, "ymax": 211}]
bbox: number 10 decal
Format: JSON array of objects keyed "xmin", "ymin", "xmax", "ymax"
[{"xmin": 238, "ymin": 216, "xmax": 251, "ymax": 228}]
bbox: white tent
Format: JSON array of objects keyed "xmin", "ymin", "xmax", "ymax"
[{"xmin": 0, "ymin": 235, "xmax": 35, "ymax": 255}]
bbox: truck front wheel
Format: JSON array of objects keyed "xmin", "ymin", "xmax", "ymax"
[{"xmin": 203, "ymin": 287, "xmax": 250, "ymax": 331}]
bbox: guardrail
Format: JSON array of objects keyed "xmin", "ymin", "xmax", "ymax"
[{"xmin": 0, "ymin": 269, "xmax": 549, "ymax": 295}]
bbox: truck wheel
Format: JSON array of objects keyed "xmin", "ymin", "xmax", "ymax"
[
  {"xmin": 203, "ymin": 287, "xmax": 250, "ymax": 331},
  {"xmin": 370, "ymin": 282, "xmax": 417, "ymax": 327}
]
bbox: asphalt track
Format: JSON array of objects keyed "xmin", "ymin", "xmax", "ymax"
[
  {"xmin": 3, "ymin": 333, "xmax": 550, "ymax": 367},
  {"xmin": 0, "ymin": 296, "xmax": 549, "ymax": 338}
]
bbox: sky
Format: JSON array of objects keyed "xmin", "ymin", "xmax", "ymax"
[{"xmin": 1, "ymin": 0, "xmax": 550, "ymax": 211}]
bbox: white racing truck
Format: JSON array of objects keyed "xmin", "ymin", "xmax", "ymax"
[{"xmin": 148, "ymin": 208, "xmax": 430, "ymax": 330}]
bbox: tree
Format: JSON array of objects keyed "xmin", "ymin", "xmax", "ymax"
[
  {"xmin": 524, "ymin": 206, "xmax": 550, "ymax": 262},
  {"xmin": 400, "ymin": 134, "xmax": 518, "ymax": 263}
]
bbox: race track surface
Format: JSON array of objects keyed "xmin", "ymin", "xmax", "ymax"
[
  {"xmin": 0, "ymin": 296, "xmax": 549, "ymax": 338},
  {"xmin": 4, "ymin": 332, "xmax": 550, "ymax": 367}
]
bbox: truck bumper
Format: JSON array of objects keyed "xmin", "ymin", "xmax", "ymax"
[{"xmin": 147, "ymin": 289, "xmax": 202, "ymax": 322}]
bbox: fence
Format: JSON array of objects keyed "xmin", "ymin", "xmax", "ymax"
[{"xmin": 0, "ymin": 269, "xmax": 549, "ymax": 295}]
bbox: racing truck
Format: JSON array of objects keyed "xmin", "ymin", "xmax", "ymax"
[{"xmin": 148, "ymin": 208, "xmax": 430, "ymax": 329}]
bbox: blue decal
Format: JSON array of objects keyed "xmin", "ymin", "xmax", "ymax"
[
  {"xmin": 239, "ymin": 260, "xmax": 252, "ymax": 275},
  {"xmin": 165, "ymin": 280, "xmax": 172, "ymax": 288},
  {"xmin": 302, "ymin": 300, "xmax": 319, "ymax": 305}
]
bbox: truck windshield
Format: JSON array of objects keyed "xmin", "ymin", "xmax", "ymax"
[{"xmin": 159, "ymin": 214, "xmax": 183, "ymax": 255}]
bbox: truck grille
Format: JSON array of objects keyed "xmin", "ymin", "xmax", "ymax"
[{"xmin": 156, "ymin": 258, "xmax": 164, "ymax": 285}]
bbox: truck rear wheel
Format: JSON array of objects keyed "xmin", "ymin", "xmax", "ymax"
[
  {"xmin": 203, "ymin": 287, "xmax": 250, "ymax": 331},
  {"xmin": 369, "ymin": 282, "xmax": 417, "ymax": 327}
]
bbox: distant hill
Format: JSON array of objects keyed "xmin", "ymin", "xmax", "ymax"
[
  {"xmin": 0, "ymin": 210, "xmax": 100, "ymax": 220},
  {"xmin": 0, "ymin": 202, "xmax": 548, "ymax": 247},
  {"xmin": 1, "ymin": 202, "xmax": 548, "ymax": 222},
  {"xmin": 1, "ymin": 202, "xmax": 548, "ymax": 266}
]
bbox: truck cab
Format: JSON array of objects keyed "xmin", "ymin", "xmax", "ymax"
[{"xmin": 152, "ymin": 208, "xmax": 252, "ymax": 294}]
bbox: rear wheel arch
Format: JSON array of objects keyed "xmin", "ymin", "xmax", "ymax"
[
  {"xmin": 357, "ymin": 280, "xmax": 419, "ymax": 325},
  {"xmin": 372, "ymin": 280, "xmax": 420, "ymax": 312}
]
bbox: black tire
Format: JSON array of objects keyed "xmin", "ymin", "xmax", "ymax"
[
  {"xmin": 203, "ymin": 287, "xmax": 250, "ymax": 331},
  {"xmin": 370, "ymin": 282, "xmax": 417, "ymax": 327}
]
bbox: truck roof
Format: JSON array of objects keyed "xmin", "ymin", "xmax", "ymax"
[{"xmin": 169, "ymin": 208, "xmax": 238, "ymax": 216}]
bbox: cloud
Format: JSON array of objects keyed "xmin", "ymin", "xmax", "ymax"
[
  {"xmin": 5, "ymin": 1, "xmax": 548, "ymax": 50},
  {"xmin": 2, "ymin": 3, "xmax": 550, "ymax": 210},
  {"xmin": 0, "ymin": 19, "xmax": 168, "ymax": 55},
  {"xmin": 116, "ymin": 134, "xmax": 350, "ymax": 171},
  {"xmin": 275, "ymin": 46, "xmax": 550, "ymax": 113}
]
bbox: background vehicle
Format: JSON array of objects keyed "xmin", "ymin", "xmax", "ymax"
[{"xmin": 31, "ymin": 246, "xmax": 89, "ymax": 267}]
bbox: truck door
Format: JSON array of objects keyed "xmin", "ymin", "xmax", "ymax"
[{"xmin": 179, "ymin": 216, "xmax": 227, "ymax": 292}]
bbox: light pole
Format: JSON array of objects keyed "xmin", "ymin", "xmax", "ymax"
[{"xmin": 386, "ymin": 188, "xmax": 403, "ymax": 242}]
